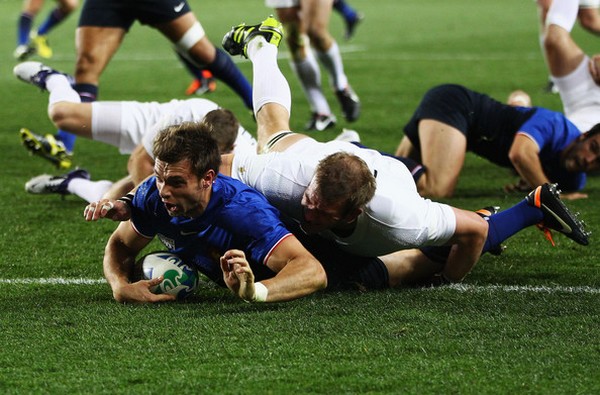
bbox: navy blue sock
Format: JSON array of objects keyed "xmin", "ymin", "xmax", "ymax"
[
  {"xmin": 37, "ymin": 8, "xmax": 66, "ymax": 35},
  {"xmin": 420, "ymin": 199, "xmax": 544, "ymax": 262},
  {"xmin": 17, "ymin": 13, "xmax": 33, "ymax": 45},
  {"xmin": 333, "ymin": 0, "xmax": 358, "ymax": 20},
  {"xmin": 483, "ymin": 199, "xmax": 543, "ymax": 253},
  {"xmin": 177, "ymin": 52, "xmax": 203, "ymax": 80},
  {"xmin": 206, "ymin": 48, "xmax": 253, "ymax": 110},
  {"xmin": 55, "ymin": 83, "xmax": 98, "ymax": 152}
]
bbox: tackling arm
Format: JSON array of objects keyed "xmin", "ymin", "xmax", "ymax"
[
  {"xmin": 441, "ymin": 208, "xmax": 488, "ymax": 282},
  {"xmin": 221, "ymin": 235, "xmax": 327, "ymax": 302}
]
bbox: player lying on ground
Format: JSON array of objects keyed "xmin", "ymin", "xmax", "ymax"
[{"xmin": 84, "ymin": 16, "xmax": 591, "ymax": 303}]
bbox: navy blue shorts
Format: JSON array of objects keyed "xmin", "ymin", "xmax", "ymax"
[
  {"xmin": 284, "ymin": 218, "xmax": 390, "ymax": 291},
  {"xmin": 403, "ymin": 84, "xmax": 535, "ymax": 167},
  {"xmin": 79, "ymin": 0, "xmax": 192, "ymax": 29}
]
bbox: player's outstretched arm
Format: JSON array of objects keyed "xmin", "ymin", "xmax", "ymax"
[
  {"xmin": 104, "ymin": 222, "xmax": 176, "ymax": 304},
  {"xmin": 260, "ymin": 236, "xmax": 328, "ymax": 302}
]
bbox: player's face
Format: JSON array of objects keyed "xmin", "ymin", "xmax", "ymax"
[
  {"xmin": 154, "ymin": 158, "xmax": 209, "ymax": 217},
  {"xmin": 300, "ymin": 180, "xmax": 347, "ymax": 234},
  {"xmin": 562, "ymin": 133, "xmax": 600, "ymax": 173}
]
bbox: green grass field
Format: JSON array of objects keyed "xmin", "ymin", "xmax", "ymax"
[{"xmin": 1, "ymin": 0, "xmax": 599, "ymax": 393}]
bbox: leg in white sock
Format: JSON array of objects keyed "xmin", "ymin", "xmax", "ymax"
[
  {"xmin": 68, "ymin": 178, "xmax": 113, "ymax": 203},
  {"xmin": 316, "ymin": 41, "xmax": 349, "ymax": 91}
]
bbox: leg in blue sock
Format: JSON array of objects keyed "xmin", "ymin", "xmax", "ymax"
[
  {"xmin": 37, "ymin": 8, "xmax": 67, "ymax": 35},
  {"xmin": 17, "ymin": 12, "xmax": 33, "ymax": 46},
  {"xmin": 206, "ymin": 48, "xmax": 253, "ymax": 110},
  {"xmin": 421, "ymin": 199, "xmax": 544, "ymax": 263},
  {"xmin": 55, "ymin": 83, "xmax": 98, "ymax": 152}
]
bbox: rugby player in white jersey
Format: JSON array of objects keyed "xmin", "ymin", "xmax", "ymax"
[
  {"xmin": 14, "ymin": 61, "xmax": 257, "ymax": 202},
  {"xmin": 81, "ymin": 16, "xmax": 590, "ymax": 291},
  {"xmin": 218, "ymin": 16, "xmax": 590, "ymax": 286}
]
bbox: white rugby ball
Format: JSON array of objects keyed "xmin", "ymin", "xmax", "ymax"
[{"xmin": 142, "ymin": 252, "xmax": 200, "ymax": 299}]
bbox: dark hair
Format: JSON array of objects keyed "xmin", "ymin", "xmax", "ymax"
[
  {"xmin": 202, "ymin": 108, "xmax": 240, "ymax": 154},
  {"xmin": 585, "ymin": 123, "xmax": 600, "ymax": 138},
  {"xmin": 152, "ymin": 122, "xmax": 221, "ymax": 177},
  {"xmin": 314, "ymin": 152, "xmax": 376, "ymax": 214}
]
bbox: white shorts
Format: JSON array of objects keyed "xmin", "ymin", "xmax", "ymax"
[
  {"xmin": 580, "ymin": 0, "xmax": 600, "ymax": 9},
  {"xmin": 138, "ymin": 99, "xmax": 258, "ymax": 159},
  {"xmin": 265, "ymin": 0, "xmax": 299, "ymax": 8},
  {"xmin": 551, "ymin": 56, "xmax": 600, "ymax": 133},
  {"xmin": 91, "ymin": 99, "xmax": 219, "ymax": 154}
]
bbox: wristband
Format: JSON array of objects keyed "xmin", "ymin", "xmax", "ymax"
[
  {"xmin": 117, "ymin": 193, "xmax": 134, "ymax": 210},
  {"xmin": 252, "ymin": 282, "xmax": 269, "ymax": 302}
]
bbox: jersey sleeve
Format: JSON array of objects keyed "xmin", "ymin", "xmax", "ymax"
[
  {"xmin": 217, "ymin": 188, "xmax": 292, "ymax": 265},
  {"xmin": 129, "ymin": 178, "xmax": 159, "ymax": 238}
]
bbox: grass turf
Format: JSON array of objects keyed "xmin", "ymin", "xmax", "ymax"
[{"xmin": 0, "ymin": 0, "xmax": 599, "ymax": 393}]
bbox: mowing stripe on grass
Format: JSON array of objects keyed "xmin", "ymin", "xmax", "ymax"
[{"xmin": 1, "ymin": 278, "xmax": 599, "ymax": 294}]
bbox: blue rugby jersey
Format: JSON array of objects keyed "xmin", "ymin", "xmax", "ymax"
[{"xmin": 130, "ymin": 174, "xmax": 291, "ymax": 283}]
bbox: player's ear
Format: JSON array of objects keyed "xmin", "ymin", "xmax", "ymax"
[
  {"xmin": 344, "ymin": 208, "xmax": 362, "ymax": 223},
  {"xmin": 202, "ymin": 169, "xmax": 217, "ymax": 188}
]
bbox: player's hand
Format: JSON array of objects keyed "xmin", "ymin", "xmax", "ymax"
[
  {"xmin": 589, "ymin": 55, "xmax": 600, "ymax": 86},
  {"xmin": 112, "ymin": 277, "xmax": 176, "ymax": 304},
  {"xmin": 220, "ymin": 249, "xmax": 257, "ymax": 302},
  {"xmin": 559, "ymin": 191, "xmax": 588, "ymax": 200},
  {"xmin": 84, "ymin": 199, "xmax": 131, "ymax": 222},
  {"xmin": 503, "ymin": 179, "xmax": 532, "ymax": 194}
]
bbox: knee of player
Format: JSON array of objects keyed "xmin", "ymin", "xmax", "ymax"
[
  {"xmin": 418, "ymin": 176, "xmax": 456, "ymax": 199},
  {"xmin": 542, "ymin": 26, "xmax": 566, "ymax": 52},
  {"xmin": 174, "ymin": 22, "xmax": 208, "ymax": 58},
  {"xmin": 48, "ymin": 103, "xmax": 68, "ymax": 128},
  {"xmin": 306, "ymin": 30, "xmax": 330, "ymax": 51},
  {"xmin": 60, "ymin": 0, "xmax": 79, "ymax": 13}
]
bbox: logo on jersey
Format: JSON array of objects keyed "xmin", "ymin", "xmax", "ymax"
[
  {"xmin": 158, "ymin": 233, "xmax": 175, "ymax": 250},
  {"xmin": 174, "ymin": 1, "xmax": 185, "ymax": 12}
]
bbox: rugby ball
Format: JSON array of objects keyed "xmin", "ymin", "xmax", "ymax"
[{"xmin": 142, "ymin": 252, "xmax": 200, "ymax": 299}]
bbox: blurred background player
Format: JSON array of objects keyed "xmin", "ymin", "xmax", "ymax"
[
  {"xmin": 333, "ymin": 0, "xmax": 363, "ymax": 40},
  {"xmin": 18, "ymin": 0, "xmax": 254, "ymax": 169},
  {"xmin": 535, "ymin": 0, "xmax": 600, "ymax": 134},
  {"xmin": 394, "ymin": 84, "xmax": 600, "ymax": 200},
  {"xmin": 266, "ymin": 0, "xmax": 360, "ymax": 131},
  {"xmin": 14, "ymin": 60, "xmax": 257, "ymax": 202},
  {"xmin": 14, "ymin": 0, "xmax": 79, "ymax": 60},
  {"xmin": 180, "ymin": 0, "xmax": 362, "ymax": 97},
  {"xmin": 537, "ymin": 0, "xmax": 600, "ymax": 93}
]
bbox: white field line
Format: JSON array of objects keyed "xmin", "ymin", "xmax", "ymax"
[
  {"xmin": 1, "ymin": 278, "xmax": 599, "ymax": 294},
  {"xmin": 0, "ymin": 278, "xmax": 106, "ymax": 285}
]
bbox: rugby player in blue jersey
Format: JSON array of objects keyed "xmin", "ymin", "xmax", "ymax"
[{"xmin": 91, "ymin": 121, "xmax": 326, "ymax": 303}]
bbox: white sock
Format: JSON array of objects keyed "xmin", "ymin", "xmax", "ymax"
[
  {"xmin": 46, "ymin": 74, "xmax": 81, "ymax": 106},
  {"xmin": 247, "ymin": 37, "xmax": 292, "ymax": 118},
  {"xmin": 546, "ymin": 0, "xmax": 579, "ymax": 32},
  {"xmin": 68, "ymin": 178, "xmax": 113, "ymax": 203},
  {"xmin": 316, "ymin": 41, "xmax": 348, "ymax": 91},
  {"xmin": 290, "ymin": 55, "xmax": 331, "ymax": 115}
]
